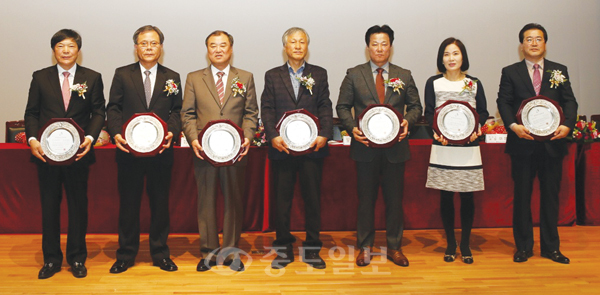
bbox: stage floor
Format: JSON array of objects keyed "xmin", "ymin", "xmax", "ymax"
[{"xmin": 1, "ymin": 227, "xmax": 598, "ymax": 294}]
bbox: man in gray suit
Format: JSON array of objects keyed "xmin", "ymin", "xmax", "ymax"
[
  {"xmin": 336, "ymin": 25, "xmax": 422, "ymax": 267},
  {"xmin": 181, "ymin": 30, "xmax": 258, "ymax": 272}
]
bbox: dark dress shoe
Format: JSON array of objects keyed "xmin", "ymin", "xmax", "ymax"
[
  {"xmin": 356, "ymin": 248, "xmax": 371, "ymax": 267},
  {"xmin": 153, "ymin": 258, "xmax": 178, "ymax": 271},
  {"xmin": 461, "ymin": 256, "xmax": 474, "ymax": 264},
  {"xmin": 387, "ymin": 249, "xmax": 409, "ymax": 267},
  {"xmin": 223, "ymin": 257, "xmax": 245, "ymax": 272},
  {"xmin": 197, "ymin": 258, "xmax": 217, "ymax": 272},
  {"xmin": 541, "ymin": 250, "xmax": 570, "ymax": 264},
  {"xmin": 38, "ymin": 262, "xmax": 61, "ymax": 279},
  {"xmin": 71, "ymin": 262, "xmax": 87, "ymax": 278},
  {"xmin": 443, "ymin": 253, "xmax": 456, "ymax": 262},
  {"xmin": 513, "ymin": 250, "xmax": 534, "ymax": 263},
  {"xmin": 271, "ymin": 250, "xmax": 294, "ymax": 269},
  {"xmin": 302, "ymin": 252, "xmax": 326, "ymax": 269},
  {"xmin": 109, "ymin": 260, "xmax": 134, "ymax": 274}
]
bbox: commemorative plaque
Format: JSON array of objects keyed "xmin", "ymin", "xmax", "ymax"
[
  {"xmin": 38, "ymin": 118, "xmax": 84, "ymax": 165},
  {"xmin": 358, "ymin": 104, "xmax": 403, "ymax": 148},
  {"xmin": 433, "ymin": 100, "xmax": 479, "ymax": 145},
  {"xmin": 516, "ymin": 95, "xmax": 565, "ymax": 141},
  {"xmin": 199, "ymin": 120, "xmax": 244, "ymax": 167},
  {"xmin": 123, "ymin": 113, "xmax": 167, "ymax": 157},
  {"xmin": 276, "ymin": 109, "xmax": 320, "ymax": 156}
]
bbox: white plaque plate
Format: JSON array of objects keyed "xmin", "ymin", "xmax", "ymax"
[
  {"xmin": 436, "ymin": 103, "xmax": 477, "ymax": 141},
  {"xmin": 201, "ymin": 122, "xmax": 242, "ymax": 164},
  {"xmin": 280, "ymin": 113, "xmax": 319, "ymax": 153},
  {"xmin": 360, "ymin": 106, "xmax": 401, "ymax": 146},
  {"xmin": 124, "ymin": 114, "xmax": 166, "ymax": 155},
  {"xmin": 520, "ymin": 99, "xmax": 561, "ymax": 137},
  {"xmin": 40, "ymin": 120, "xmax": 82, "ymax": 163}
]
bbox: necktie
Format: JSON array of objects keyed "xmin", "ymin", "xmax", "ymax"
[
  {"xmin": 376, "ymin": 68, "xmax": 385, "ymax": 104},
  {"xmin": 216, "ymin": 71, "xmax": 225, "ymax": 105},
  {"xmin": 144, "ymin": 70, "xmax": 152, "ymax": 107},
  {"xmin": 62, "ymin": 72, "xmax": 70, "ymax": 110},
  {"xmin": 533, "ymin": 64, "xmax": 541, "ymax": 96}
]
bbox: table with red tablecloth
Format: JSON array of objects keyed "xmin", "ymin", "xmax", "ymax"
[
  {"xmin": 0, "ymin": 141, "xmax": 577, "ymax": 234},
  {"xmin": 578, "ymin": 142, "xmax": 600, "ymax": 225}
]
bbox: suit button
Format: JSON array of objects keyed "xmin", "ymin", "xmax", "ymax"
[{"xmin": 220, "ymin": 113, "xmax": 223, "ymax": 116}]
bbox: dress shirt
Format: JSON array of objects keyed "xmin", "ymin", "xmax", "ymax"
[
  {"xmin": 210, "ymin": 64, "xmax": 230, "ymax": 87},
  {"xmin": 287, "ymin": 62, "xmax": 305, "ymax": 98},
  {"xmin": 370, "ymin": 61, "xmax": 389, "ymax": 94},
  {"xmin": 140, "ymin": 62, "xmax": 158, "ymax": 97}
]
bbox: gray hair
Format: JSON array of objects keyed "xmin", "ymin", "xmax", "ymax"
[{"xmin": 282, "ymin": 27, "xmax": 310, "ymax": 46}]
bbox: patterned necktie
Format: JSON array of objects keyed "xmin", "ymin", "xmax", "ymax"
[
  {"xmin": 376, "ymin": 68, "xmax": 385, "ymax": 104},
  {"xmin": 62, "ymin": 72, "xmax": 70, "ymax": 110},
  {"xmin": 216, "ymin": 71, "xmax": 225, "ymax": 105},
  {"xmin": 144, "ymin": 70, "xmax": 152, "ymax": 108},
  {"xmin": 533, "ymin": 64, "xmax": 541, "ymax": 96}
]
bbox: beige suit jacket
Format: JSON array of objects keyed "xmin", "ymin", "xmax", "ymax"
[{"xmin": 181, "ymin": 66, "xmax": 258, "ymax": 143}]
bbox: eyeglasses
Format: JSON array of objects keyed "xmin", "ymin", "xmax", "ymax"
[
  {"xmin": 525, "ymin": 37, "xmax": 544, "ymax": 44},
  {"xmin": 138, "ymin": 41, "xmax": 160, "ymax": 48}
]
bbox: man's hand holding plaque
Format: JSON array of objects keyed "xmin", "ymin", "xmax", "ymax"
[
  {"xmin": 275, "ymin": 109, "xmax": 320, "ymax": 156},
  {"xmin": 358, "ymin": 104, "xmax": 403, "ymax": 148},
  {"xmin": 197, "ymin": 120, "xmax": 244, "ymax": 167},
  {"xmin": 516, "ymin": 95, "xmax": 565, "ymax": 141},
  {"xmin": 432, "ymin": 100, "xmax": 479, "ymax": 146},
  {"xmin": 37, "ymin": 118, "xmax": 85, "ymax": 165}
]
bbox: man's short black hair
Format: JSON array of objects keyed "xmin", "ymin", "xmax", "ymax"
[
  {"xmin": 365, "ymin": 25, "xmax": 394, "ymax": 46},
  {"xmin": 51, "ymin": 29, "xmax": 82, "ymax": 49},
  {"xmin": 519, "ymin": 23, "xmax": 548, "ymax": 43},
  {"xmin": 133, "ymin": 25, "xmax": 165, "ymax": 44},
  {"xmin": 205, "ymin": 30, "xmax": 234, "ymax": 47}
]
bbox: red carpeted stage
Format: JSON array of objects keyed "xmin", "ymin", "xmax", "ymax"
[{"xmin": 0, "ymin": 140, "xmax": 585, "ymax": 234}]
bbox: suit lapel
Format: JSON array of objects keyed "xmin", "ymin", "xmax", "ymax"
[
  {"xmin": 130, "ymin": 64, "xmax": 148, "ymax": 110},
  {"xmin": 539, "ymin": 59, "xmax": 551, "ymax": 95},
  {"xmin": 201, "ymin": 68, "xmax": 221, "ymax": 107},
  {"xmin": 296, "ymin": 63, "xmax": 309, "ymax": 104},
  {"xmin": 66, "ymin": 65, "xmax": 87, "ymax": 114},
  {"xmin": 222, "ymin": 67, "xmax": 236, "ymax": 108},
  {"xmin": 517, "ymin": 60, "xmax": 536, "ymax": 97},
  {"xmin": 359, "ymin": 63, "xmax": 379, "ymax": 104},
  {"xmin": 384, "ymin": 65, "xmax": 397, "ymax": 104},
  {"xmin": 279, "ymin": 63, "xmax": 297, "ymax": 105},
  {"xmin": 47, "ymin": 66, "xmax": 65, "ymax": 114},
  {"xmin": 149, "ymin": 64, "xmax": 166, "ymax": 110}
]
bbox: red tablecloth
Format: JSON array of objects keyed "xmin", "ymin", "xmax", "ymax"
[
  {"xmin": 0, "ymin": 141, "xmax": 577, "ymax": 234},
  {"xmin": 579, "ymin": 142, "xmax": 600, "ymax": 225}
]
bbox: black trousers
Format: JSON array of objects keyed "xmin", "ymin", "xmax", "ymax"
[
  {"xmin": 511, "ymin": 146, "xmax": 563, "ymax": 253},
  {"xmin": 355, "ymin": 153, "xmax": 405, "ymax": 250},
  {"xmin": 271, "ymin": 156, "xmax": 324, "ymax": 252},
  {"xmin": 37, "ymin": 160, "xmax": 89, "ymax": 266},
  {"xmin": 115, "ymin": 151, "xmax": 173, "ymax": 262}
]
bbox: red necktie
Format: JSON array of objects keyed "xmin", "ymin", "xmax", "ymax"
[
  {"xmin": 533, "ymin": 64, "xmax": 541, "ymax": 95},
  {"xmin": 62, "ymin": 72, "xmax": 70, "ymax": 110},
  {"xmin": 216, "ymin": 72, "xmax": 225, "ymax": 105},
  {"xmin": 376, "ymin": 68, "xmax": 385, "ymax": 104}
]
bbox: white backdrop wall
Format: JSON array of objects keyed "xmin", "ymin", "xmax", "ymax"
[{"xmin": 1, "ymin": 0, "xmax": 599, "ymax": 142}]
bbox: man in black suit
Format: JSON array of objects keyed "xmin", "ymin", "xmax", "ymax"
[
  {"xmin": 106, "ymin": 25, "xmax": 182, "ymax": 273},
  {"xmin": 261, "ymin": 27, "xmax": 333, "ymax": 270},
  {"xmin": 497, "ymin": 23, "xmax": 577, "ymax": 264},
  {"xmin": 336, "ymin": 25, "xmax": 422, "ymax": 267},
  {"xmin": 25, "ymin": 29, "xmax": 106, "ymax": 279}
]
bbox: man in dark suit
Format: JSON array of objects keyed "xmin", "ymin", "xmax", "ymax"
[
  {"xmin": 181, "ymin": 30, "xmax": 258, "ymax": 272},
  {"xmin": 261, "ymin": 27, "xmax": 333, "ymax": 270},
  {"xmin": 106, "ymin": 25, "xmax": 181, "ymax": 273},
  {"xmin": 336, "ymin": 25, "xmax": 422, "ymax": 267},
  {"xmin": 25, "ymin": 29, "xmax": 106, "ymax": 279},
  {"xmin": 497, "ymin": 23, "xmax": 577, "ymax": 264}
]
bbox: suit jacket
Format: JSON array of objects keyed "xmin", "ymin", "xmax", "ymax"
[
  {"xmin": 497, "ymin": 59, "xmax": 578, "ymax": 157},
  {"xmin": 106, "ymin": 63, "xmax": 182, "ymax": 162},
  {"xmin": 24, "ymin": 64, "xmax": 106, "ymax": 164},
  {"xmin": 181, "ymin": 66, "xmax": 258, "ymax": 146},
  {"xmin": 261, "ymin": 63, "xmax": 333, "ymax": 160},
  {"xmin": 336, "ymin": 62, "xmax": 423, "ymax": 163}
]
